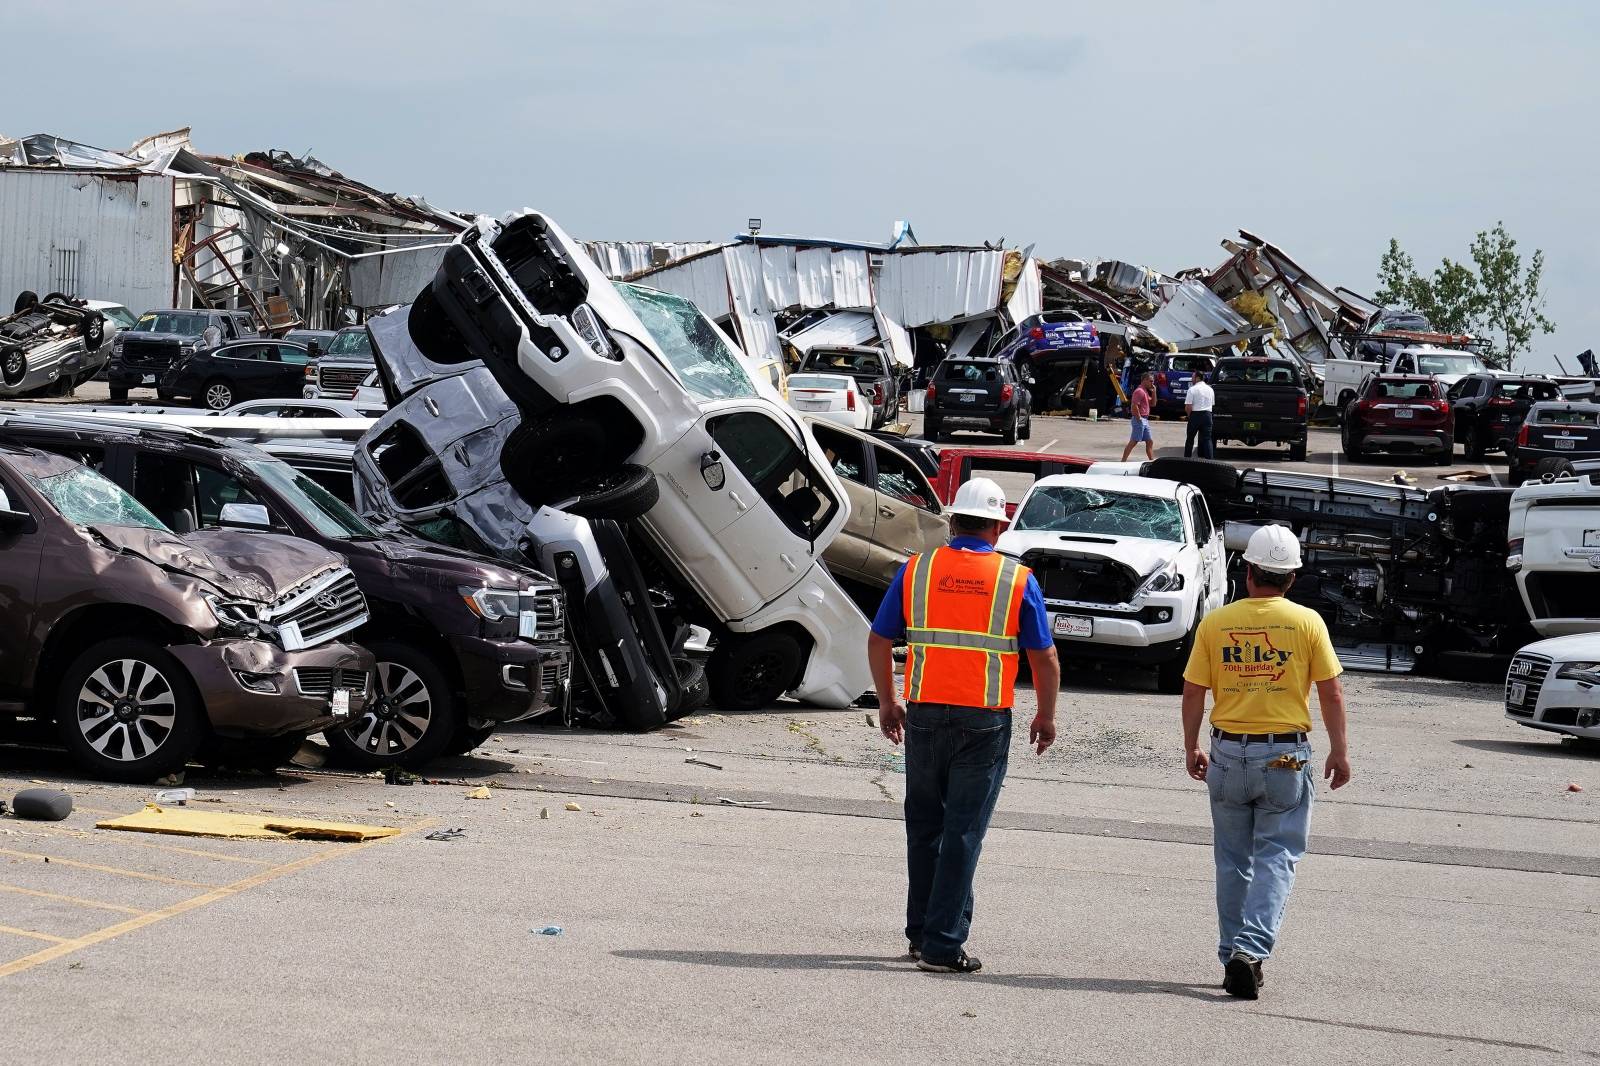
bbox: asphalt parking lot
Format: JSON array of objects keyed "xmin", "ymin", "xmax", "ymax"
[{"xmin": 1, "ymin": 387, "xmax": 1593, "ymax": 1065}]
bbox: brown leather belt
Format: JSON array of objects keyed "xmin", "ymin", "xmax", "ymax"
[{"xmin": 1212, "ymin": 727, "xmax": 1308, "ymax": 744}]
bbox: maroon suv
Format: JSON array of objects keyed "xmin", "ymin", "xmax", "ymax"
[{"xmin": 1340, "ymin": 374, "xmax": 1452, "ymax": 465}]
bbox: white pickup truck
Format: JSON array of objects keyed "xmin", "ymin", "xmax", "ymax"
[
  {"xmin": 1323, "ymin": 346, "xmax": 1496, "ymax": 413},
  {"xmin": 1506, "ymin": 461, "xmax": 1600, "ymax": 636}
]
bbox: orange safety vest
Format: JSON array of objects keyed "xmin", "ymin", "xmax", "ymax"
[{"xmin": 901, "ymin": 546, "xmax": 1030, "ymax": 710}]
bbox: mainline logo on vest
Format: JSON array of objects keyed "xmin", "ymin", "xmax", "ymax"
[{"xmin": 937, "ymin": 574, "xmax": 992, "ymax": 595}]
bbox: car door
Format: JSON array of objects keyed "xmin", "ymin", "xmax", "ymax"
[
  {"xmin": 807, "ymin": 423, "xmax": 873, "ymax": 577},
  {"xmin": 867, "ymin": 441, "xmax": 946, "ymax": 586},
  {"xmin": 1185, "ymin": 488, "xmax": 1226, "ymax": 613},
  {"xmin": 1451, "ymin": 377, "xmax": 1481, "ymax": 440},
  {"xmin": 0, "ymin": 464, "xmax": 45, "ymax": 701},
  {"xmin": 269, "ymin": 344, "xmax": 310, "ymax": 398},
  {"xmin": 212, "ymin": 343, "xmax": 271, "ymax": 400}
]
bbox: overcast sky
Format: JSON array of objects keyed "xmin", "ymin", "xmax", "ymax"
[{"xmin": 4, "ymin": 0, "xmax": 1594, "ymax": 370}]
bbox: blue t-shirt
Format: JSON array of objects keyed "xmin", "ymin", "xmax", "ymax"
[{"xmin": 871, "ymin": 537, "xmax": 1052, "ymax": 651}]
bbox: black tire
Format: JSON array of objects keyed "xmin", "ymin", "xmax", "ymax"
[
  {"xmin": 1001, "ymin": 412, "xmax": 1018, "ymax": 446},
  {"xmin": 56, "ymin": 638, "xmax": 204, "ymax": 783},
  {"xmin": 12, "ymin": 290, "xmax": 37, "ymax": 315},
  {"xmin": 202, "ymin": 379, "xmax": 234, "ymax": 411},
  {"xmin": 1020, "ymin": 410, "xmax": 1033, "ymax": 441},
  {"xmin": 707, "ymin": 631, "xmax": 802, "ymax": 712},
  {"xmin": 440, "ymin": 721, "xmax": 496, "ymax": 758},
  {"xmin": 1533, "ymin": 457, "xmax": 1576, "ymax": 482},
  {"xmin": 670, "ymin": 657, "xmax": 710, "ymax": 719},
  {"xmin": 1508, "ymin": 465, "xmax": 1525, "ymax": 487},
  {"xmin": 1434, "ymin": 448, "xmax": 1453, "ymax": 467},
  {"xmin": 41, "ymin": 291, "xmax": 69, "ymax": 304},
  {"xmin": 1141, "ymin": 457, "xmax": 1239, "ymax": 497},
  {"xmin": 561, "ymin": 463, "xmax": 660, "ymax": 522},
  {"xmin": 81, "ymin": 312, "xmax": 105, "ymax": 352},
  {"xmin": 1156, "ymin": 632, "xmax": 1194, "ymax": 695},
  {"xmin": 1, "ymin": 345, "xmax": 25, "ymax": 387},
  {"xmin": 1287, "ymin": 438, "xmax": 1307, "ymax": 462},
  {"xmin": 1465, "ymin": 432, "xmax": 1485, "ymax": 461},
  {"xmin": 108, "ymin": 384, "xmax": 130, "ymax": 402},
  {"xmin": 1342, "ymin": 428, "xmax": 1361, "ymax": 460},
  {"xmin": 923, "ymin": 418, "xmax": 942, "ymax": 443},
  {"xmin": 324, "ymin": 640, "xmax": 459, "ymax": 769}
]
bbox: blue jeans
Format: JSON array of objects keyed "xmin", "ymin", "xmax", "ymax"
[
  {"xmin": 903, "ymin": 703, "xmax": 1011, "ymax": 963},
  {"xmin": 1207, "ymin": 737, "xmax": 1315, "ymax": 966}
]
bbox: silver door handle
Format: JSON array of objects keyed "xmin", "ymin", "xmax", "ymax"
[
  {"xmin": 878, "ymin": 506, "xmax": 896, "ymax": 518},
  {"xmin": 780, "ymin": 553, "xmax": 798, "ymax": 572},
  {"xmin": 729, "ymin": 491, "xmax": 749, "ymax": 511}
]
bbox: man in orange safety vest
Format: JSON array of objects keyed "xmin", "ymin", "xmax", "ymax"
[{"xmin": 867, "ymin": 477, "xmax": 1061, "ymax": 974}]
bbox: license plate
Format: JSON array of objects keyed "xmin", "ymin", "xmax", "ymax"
[
  {"xmin": 796, "ymin": 400, "xmax": 830, "ymax": 410},
  {"xmin": 1554, "ymin": 437, "xmax": 1576, "ymax": 450},
  {"xmin": 141, "ymin": 374, "xmax": 155, "ymax": 385},
  {"xmin": 960, "ymin": 394, "xmax": 977, "ymax": 404},
  {"xmin": 1395, "ymin": 408, "xmax": 1414, "ymax": 419},
  {"xmin": 1244, "ymin": 420, "xmax": 1261, "ymax": 431},
  {"xmin": 331, "ymin": 689, "xmax": 351, "ymax": 717},
  {"xmin": 1508, "ymin": 681, "xmax": 1526, "ymax": 706},
  {"xmin": 1052, "ymin": 614, "xmax": 1093, "ymax": 638}
]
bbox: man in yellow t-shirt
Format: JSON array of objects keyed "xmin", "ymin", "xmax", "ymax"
[{"xmin": 1181, "ymin": 524, "xmax": 1351, "ymax": 1000}]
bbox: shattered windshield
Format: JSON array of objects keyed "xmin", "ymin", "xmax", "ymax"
[
  {"xmin": 28, "ymin": 465, "xmax": 167, "ymax": 531},
  {"xmin": 1416, "ymin": 353, "xmax": 1482, "ymax": 376},
  {"xmin": 133, "ymin": 312, "xmax": 209, "ymax": 335},
  {"xmin": 247, "ymin": 460, "xmax": 375, "ymax": 540},
  {"xmin": 325, "ymin": 330, "xmax": 373, "ymax": 358},
  {"xmin": 615, "ymin": 284, "xmax": 755, "ymax": 400},
  {"xmin": 1013, "ymin": 485, "xmax": 1184, "ymax": 543},
  {"xmin": 101, "ymin": 306, "xmax": 139, "ymax": 329}
]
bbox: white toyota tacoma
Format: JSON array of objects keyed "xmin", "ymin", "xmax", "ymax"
[
  {"xmin": 1504, "ymin": 634, "xmax": 1600, "ymax": 742},
  {"xmin": 997, "ymin": 473, "xmax": 1228, "ymax": 692}
]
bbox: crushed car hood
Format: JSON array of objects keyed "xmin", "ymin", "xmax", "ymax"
[
  {"xmin": 86, "ymin": 525, "xmax": 340, "ymax": 603},
  {"xmin": 1000, "ymin": 531, "xmax": 1181, "ymax": 576}
]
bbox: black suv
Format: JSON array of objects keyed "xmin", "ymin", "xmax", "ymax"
[
  {"xmin": 0, "ymin": 412, "xmax": 571, "ymax": 767},
  {"xmin": 1448, "ymin": 373, "xmax": 1561, "ymax": 459},
  {"xmin": 107, "ymin": 308, "xmax": 260, "ymax": 401},
  {"xmin": 923, "ymin": 357, "xmax": 1032, "ymax": 444}
]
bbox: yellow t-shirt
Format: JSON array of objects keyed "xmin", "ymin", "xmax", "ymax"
[{"xmin": 1182, "ymin": 595, "xmax": 1342, "ymax": 734}]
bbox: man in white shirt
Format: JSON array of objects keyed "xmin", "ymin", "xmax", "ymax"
[{"xmin": 1185, "ymin": 370, "xmax": 1216, "ymax": 459}]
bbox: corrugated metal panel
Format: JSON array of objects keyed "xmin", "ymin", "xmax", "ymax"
[
  {"xmin": 1004, "ymin": 257, "xmax": 1042, "ymax": 326},
  {"xmin": 347, "ymin": 242, "xmax": 450, "ymax": 308},
  {"xmin": 723, "ymin": 245, "xmax": 782, "ymax": 364},
  {"xmin": 796, "ymin": 247, "xmax": 871, "ymax": 309},
  {"xmin": 584, "ymin": 241, "xmax": 720, "ymax": 279},
  {"xmin": 783, "ymin": 310, "xmax": 878, "ymax": 353},
  {"xmin": 874, "ymin": 308, "xmax": 914, "ymax": 369},
  {"xmin": 760, "ymin": 245, "xmax": 800, "ymax": 310},
  {"xmin": 0, "ymin": 171, "xmax": 173, "ymax": 314},
  {"xmin": 631, "ymin": 252, "xmax": 733, "ymax": 320},
  {"xmin": 1143, "ymin": 280, "xmax": 1250, "ymax": 344},
  {"xmin": 875, "ymin": 249, "xmax": 1004, "ymax": 327}
]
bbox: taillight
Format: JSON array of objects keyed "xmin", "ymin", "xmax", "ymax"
[
  {"xmin": 846, "ymin": 391, "xmax": 856, "ymax": 411},
  {"xmin": 870, "ymin": 384, "xmax": 883, "ymax": 403},
  {"xmin": 1000, "ymin": 383, "xmax": 1014, "ymax": 403},
  {"xmin": 926, "ymin": 384, "xmax": 936, "ymax": 402},
  {"xmin": 1030, "ymin": 327, "xmax": 1045, "ymax": 340},
  {"xmin": 1431, "ymin": 399, "xmax": 1449, "ymax": 413},
  {"xmin": 1489, "ymin": 396, "xmax": 1516, "ymax": 407},
  {"xmin": 1296, "ymin": 394, "xmax": 1307, "ymax": 418},
  {"xmin": 1517, "ymin": 422, "xmax": 1530, "ymax": 447},
  {"xmin": 1508, "ymin": 537, "xmax": 1523, "ymax": 554},
  {"xmin": 1089, "ymin": 325, "xmax": 1099, "ymax": 340},
  {"xmin": 1155, "ymin": 372, "xmax": 1168, "ymax": 387}
]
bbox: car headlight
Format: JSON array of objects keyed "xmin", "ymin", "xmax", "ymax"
[
  {"xmin": 203, "ymin": 594, "xmax": 278, "ymax": 642},
  {"xmin": 1136, "ymin": 562, "xmax": 1185, "ymax": 597},
  {"xmin": 569, "ymin": 304, "xmax": 616, "ymax": 360},
  {"xmin": 461, "ymin": 586, "xmax": 522, "ymax": 621},
  {"xmin": 1556, "ymin": 661, "xmax": 1600, "ymax": 685}
]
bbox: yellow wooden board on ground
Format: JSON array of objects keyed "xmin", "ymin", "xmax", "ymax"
[{"xmin": 95, "ymin": 804, "xmax": 400, "ymax": 842}]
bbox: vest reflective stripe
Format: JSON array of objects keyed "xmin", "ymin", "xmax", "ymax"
[{"xmin": 901, "ymin": 547, "xmax": 1030, "ymax": 709}]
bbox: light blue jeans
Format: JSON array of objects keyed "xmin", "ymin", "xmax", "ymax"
[{"xmin": 1207, "ymin": 737, "xmax": 1315, "ymax": 966}]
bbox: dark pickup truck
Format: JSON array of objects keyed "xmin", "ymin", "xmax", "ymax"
[
  {"xmin": 0, "ymin": 412, "xmax": 571, "ymax": 768},
  {"xmin": 1211, "ymin": 356, "xmax": 1310, "ymax": 461},
  {"xmin": 798, "ymin": 345, "xmax": 899, "ymax": 429},
  {"xmin": 107, "ymin": 308, "xmax": 260, "ymax": 401},
  {"xmin": 923, "ymin": 356, "xmax": 1032, "ymax": 445}
]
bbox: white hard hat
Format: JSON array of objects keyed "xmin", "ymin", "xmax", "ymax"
[
  {"xmin": 950, "ymin": 477, "xmax": 1010, "ymax": 523},
  {"xmin": 1243, "ymin": 524, "xmax": 1302, "ymax": 573}
]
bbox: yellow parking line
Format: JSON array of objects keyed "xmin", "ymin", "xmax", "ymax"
[
  {"xmin": 0, "ymin": 818, "xmax": 434, "ymax": 980},
  {"xmin": 0, "ymin": 924, "xmax": 70, "ymax": 945},
  {"xmin": 0, "ymin": 848, "xmax": 219, "ymax": 890},
  {"xmin": 0, "ymin": 883, "xmax": 146, "ymax": 916},
  {"xmin": 17, "ymin": 825, "xmax": 281, "ymax": 867}
]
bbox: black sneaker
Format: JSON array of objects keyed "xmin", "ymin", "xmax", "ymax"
[
  {"xmin": 1223, "ymin": 951, "xmax": 1261, "ymax": 999},
  {"xmin": 917, "ymin": 952, "xmax": 982, "ymax": 974},
  {"xmin": 906, "ymin": 941, "xmax": 920, "ymax": 961}
]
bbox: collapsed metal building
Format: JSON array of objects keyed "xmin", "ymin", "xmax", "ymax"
[{"xmin": 0, "ymin": 129, "xmax": 465, "ymax": 329}]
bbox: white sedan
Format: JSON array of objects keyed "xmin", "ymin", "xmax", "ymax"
[
  {"xmin": 1505, "ymin": 634, "xmax": 1600, "ymax": 741},
  {"xmin": 786, "ymin": 373, "xmax": 871, "ymax": 429}
]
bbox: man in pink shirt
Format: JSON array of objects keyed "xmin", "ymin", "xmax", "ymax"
[{"xmin": 1121, "ymin": 372, "xmax": 1156, "ymax": 462}]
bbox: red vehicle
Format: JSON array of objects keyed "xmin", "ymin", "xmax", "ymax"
[
  {"xmin": 932, "ymin": 447, "xmax": 1095, "ymax": 518},
  {"xmin": 1340, "ymin": 373, "xmax": 1452, "ymax": 465}
]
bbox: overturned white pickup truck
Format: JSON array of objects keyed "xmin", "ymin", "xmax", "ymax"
[{"xmin": 1507, "ymin": 460, "xmax": 1600, "ymax": 637}]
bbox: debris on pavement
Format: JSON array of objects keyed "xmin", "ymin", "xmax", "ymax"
[
  {"xmin": 715, "ymin": 797, "xmax": 772, "ymax": 807},
  {"xmin": 685, "ymin": 757, "xmax": 725, "ymax": 770},
  {"xmin": 425, "ymin": 828, "xmax": 468, "ymax": 841},
  {"xmin": 541, "ymin": 807, "xmax": 550, "ymax": 820},
  {"xmin": 534, "ymin": 926, "xmax": 564, "ymax": 936},
  {"xmin": 96, "ymin": 804, "xmax": 399, "ymax": 841},
  {"xmin": 1569, "ymin": 783, "xmax": 1585, "ymax": 793},
  {"xmin": 153, "ymin": 788, "xmax": 195, "ymax": 805},
  {"xmin": 465, "ymin": 786, "xmax": 493, "ymax": 800},
  {"xmin": 12, "ymin": 789, "xmax": 73, "ymax": 821},
  {"xmin": 385, "ymin": 767, "xmax": 420, "ymax": 786},
  {"xmin": 564, "ymin": 802, "xmax": 583, "ymax": 812}
]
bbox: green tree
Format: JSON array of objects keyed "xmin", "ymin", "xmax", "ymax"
[{"xmin": 1373, "ymin": 223, "xmax": 1554, "ymax": 370}]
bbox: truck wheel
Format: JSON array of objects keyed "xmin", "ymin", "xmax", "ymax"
[
  {"xmin": 561, "ymin": 463, "xmax": 660, "ymax": 522},
  {"xmin": 1020, "ymin": 410, "xmax": 1033, "ymax": 441},
  {"xmin": 1465, "ymin": 432, "xmax": 1485, "ymax": 461},
  {"xmin": 56, "ymin": 638, "xmax": 204, "ymax": 783},
  {"xmin": 1534, "ymin": 457, "xmax": 1576, "ymax": 482},
  {"xmin": 202, "ymin": 379, "xmax": 234, "ymax": 410},
  {"xmin": 708, "ymin": 631, "xmax": 802, "ymax": 712},
  {"xmin": 1001, "ymin": 413, "xmax": 1019, "ymax": 446},
  {"xmin": 406, "ymin": 284, "xmax": 474, "ymax": 365},
  {"xmin": 1, "ymin": 345, "xmax": 25, "ymax": 387},
  {"xmin": 670, "ymin": 657, "xmax": 710, "ymax": 719},
  {"xmin": 12, "ymin": 290, "xmax": 37, "ymax": 314},
  {"xmin": 1288, "ymin": 438, "xmax": 1307, "ymax": 462},
  {"xmin": 325, "ymin": 641, "xmax": 459, "ymax": 769},
  {"xmin": 108, "ymin": 384, "xmax": 130, "ymax": 402},
  {"xmin": 1156, "ymin": 637, "xmax": 1192, "ymax": 695},
  {"xmin": 440, "ymin": 722, "xmax": 496, "ymax": 758},
  {"xmin": 82, "ymin": 312, "xmax": 105, "ymax": 352},
  {"xmin": 923, "ymin": 417, "xmax": 942, "ymax": 443}
]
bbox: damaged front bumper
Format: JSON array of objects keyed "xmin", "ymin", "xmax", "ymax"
[
  {"xmin": 452, "ymin": 634, "xmax": 571, "ymax": 725},
  {"xmin": 170, "ymin": 637, "xmax": 376, "ymax": 738}
]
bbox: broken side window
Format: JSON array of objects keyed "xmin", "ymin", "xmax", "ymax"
[
  {"xmin": 708, "ymin": 411, "xmax": 839, "ymax": 540},
  {"xmin": 809, "ymin": 424, "xmax": 868, "ymax": 485},
  {"xmin": 28, "ymin": 465, "xmax": 167, "ymax": 532}
]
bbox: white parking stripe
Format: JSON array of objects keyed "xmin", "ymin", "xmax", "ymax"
[
  {"xmin": 1484, "ymin": 463, "xmax": 1502, "ymax": 487},
  {"xmin": 1041, "ymin": 439, "xmax": 1059, "ymax": 452}
]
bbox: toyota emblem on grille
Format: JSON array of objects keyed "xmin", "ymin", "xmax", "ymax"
[{"xmin": 314, "ymin": 591, "xmax": 341, "ymax": 610}]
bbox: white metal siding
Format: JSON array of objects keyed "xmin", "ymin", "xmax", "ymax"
[
  {"xmin": 0, "ymin": 171, "xmax": 173, "ymax": 314},
  {"xmin": 875, "ymin": 249, "xmax": 1004, "ymax": 327}
]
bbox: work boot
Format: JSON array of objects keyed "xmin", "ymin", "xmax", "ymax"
[
  {"xmin": 1223, "ymin": 950, "xmax": 1262, "ymax": 999},
  {"xmin": 917, "ymin": 951, "xmax": 982, "ymax": 974},
  {"xmin": 906, "ymin": 941, "xmax": 920, "ymax": 961}
]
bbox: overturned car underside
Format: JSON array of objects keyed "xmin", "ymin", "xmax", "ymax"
[{"xmin": 1, "ymin": 292, "xmax": 108, "ymax": 397}]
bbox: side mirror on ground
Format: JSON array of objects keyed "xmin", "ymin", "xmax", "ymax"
[{"xmin": 218, "ymin": 502, "xmax": 272, "ymax": 530}]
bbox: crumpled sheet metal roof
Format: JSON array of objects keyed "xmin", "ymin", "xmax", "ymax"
[
  {"xmin": 723, "ymin": 244, "xmax": 784, "ymax": 364},
  {"xmin": 585, "ymin": 240, "xmax": 721, "ymax": 279},
  {"xmin": 633, "ymin": 250, "xmax": 734, "ymax": 320},
  {"xmin": 782, "ymin": 310, "xmax": 879, "ymax": 353},
  {"xmin": 1142, "ymin": 279, "xmax": 1250, "ymax": 346},
  {"xmin": 875, "ymin": 249, "xmax": 1004, "ymax": 328}
]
